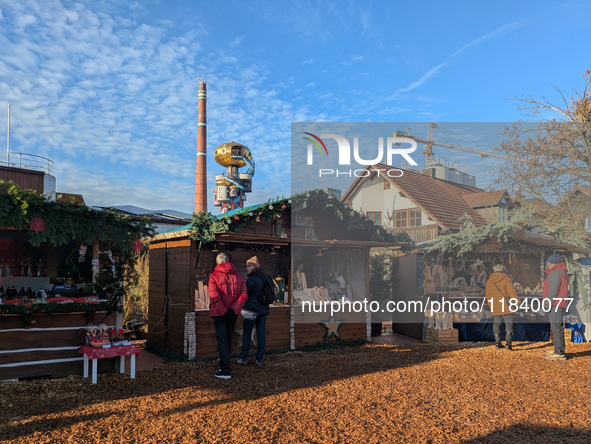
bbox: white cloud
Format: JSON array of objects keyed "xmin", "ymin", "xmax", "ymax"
[
  {"xmin": 387, "ymin": 20, "xmax": 522, "ymax": 100},
  {"xmin": 229, "ymin": 35, "xmax": 245, "ymax": 47},
  {"xmin": 341, "ymin": 55, "xmax": 365, "ymax": 66},
  {"xmin": 386, "ymin": 63, "xmax": 447, "ymax": 99},
  {"xmin": 0, "ymin": 1, "xmax": 342, "ymax": 212}
]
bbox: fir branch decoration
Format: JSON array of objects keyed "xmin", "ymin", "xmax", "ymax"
[
  {"xmin": 188, "ymin": 190, "xmax": 412, "ymax": 245},
  {"xmin": 425, "ymin": 210, "xmax": 534, "ymax": 256},
  {"xmin": 0, "ymin": 180, "xmax": 154, "ymax": 250},
  {"xmin": 423, "ymin": 208, "xmax": 591, "ymax": 308},
  {"xmin": 0, "ymin": 297, "xmax": 118, "ymax": 315}
]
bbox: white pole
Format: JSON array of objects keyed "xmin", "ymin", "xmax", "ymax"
[{"xmin": 6, "ymin": 104, "xmax": 10, "ymax": 164}]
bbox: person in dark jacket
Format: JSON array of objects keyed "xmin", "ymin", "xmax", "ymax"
[
  {"xmin": 485, "ymin": 264, "xmax": 520, "ymax": 350},
  {"xmin": 208, "ymin": 253, "xmax": 247, "ymax": 379},
  {"xmin": 544, "ymin": 254, "xmax": 569, "ymax": 361},
  {"xmin": 237, "ymin": 256, "xmax": 271, "ymax": 367}
]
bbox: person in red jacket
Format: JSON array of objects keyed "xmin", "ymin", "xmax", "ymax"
[
  {"xmin": 208, "ymin": 253, "xmax": 247, "ymax": 379},
  {"xmin": 543, "ymin": 254, "xmax": 569, "ymax": 361}
]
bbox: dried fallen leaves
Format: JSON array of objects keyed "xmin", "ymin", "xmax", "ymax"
[{"xmin": 1, "ymin": 341, "xmax": 591, "ymax": 443}]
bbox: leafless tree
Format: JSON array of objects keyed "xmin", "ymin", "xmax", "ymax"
[{"xmin": 494, "ymin": 71, "xmax": 591, "ymax": 236}]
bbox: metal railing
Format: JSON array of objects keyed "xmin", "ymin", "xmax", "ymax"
[{"xmin": 0, "ymin": 152, "xmax": 54, "ymax": 175}]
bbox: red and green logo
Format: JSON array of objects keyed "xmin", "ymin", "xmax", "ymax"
[{"xmin": 303, "ymin": 132, "xmax": 328, "ymax": 156}]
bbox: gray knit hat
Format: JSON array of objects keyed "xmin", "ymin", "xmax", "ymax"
[{"xmin": 547, "ymin": 254, "xmax": 561, "ymax": 264}]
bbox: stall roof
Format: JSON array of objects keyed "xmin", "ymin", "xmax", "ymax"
[
  {"xmin": 292, "ymin": 239, "xmax": 406, "ymax": 249},
  {"xmin": 423, "ymin": 228, "xmax": 591, "ymax": 255},
  {"xmin": 149, "ymin": 203, "xmax": 270, "ymax": 242},
  {"xmin": 150, "ymin": 230, "xmax": 407, "ymax": 249},
  {"xmin": 510, "ymin": 230, "xmax": 591, "ymax": 254}
]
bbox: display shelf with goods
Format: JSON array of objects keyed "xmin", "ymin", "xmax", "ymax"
[
  {"xmin": 406, "ymin": 213, "xmax": 591, "ymax": 343},
  {"xmin": 0, "ymin": 181, "xmax": 153, "ymax": 380}
]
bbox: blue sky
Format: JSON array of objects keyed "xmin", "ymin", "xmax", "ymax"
[{"xmin": 0, "ymin": 0, "xmax": 589, "ymax": 214}]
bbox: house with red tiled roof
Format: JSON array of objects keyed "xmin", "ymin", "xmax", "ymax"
[
  {"xmin": 341, "ymin": 164, "xmax": 510, "ymax": 243},
  {"xmin": 56, "ymin": 193, "xmax": 85, "ymax": 204},
  {"xmin": 554, "ymin": 185, "xmax": 591, "ymax": 231},
  {"xmin": 460, "ymin": 190, "xmax": 510, "ymax": 222}
]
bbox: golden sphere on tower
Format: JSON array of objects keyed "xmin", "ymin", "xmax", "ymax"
[{"xmin": 213, "ymin": 142, "xmax": 253, "ymax": 167}]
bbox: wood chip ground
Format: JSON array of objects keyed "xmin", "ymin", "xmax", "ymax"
[{"xmin": 1, "ymin": 341, "xmax": 591, "ymax": 443}]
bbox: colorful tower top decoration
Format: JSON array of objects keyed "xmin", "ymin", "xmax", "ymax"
[{"xmin": 213, "ymin": 142, "xmax": 255, "ymax": 213}]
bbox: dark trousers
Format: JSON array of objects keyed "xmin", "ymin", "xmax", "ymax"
[
  {"xmin": 549, "ymin": 306, "xmax": 566, "ymax": 355},
  {"xmin": 213, "ymin": 312, "xmax": 238, "ymax": 375},
  {"xmin": 493, "ymin": 315, "xmax": 514, "ymax": 340},
  {"xmin": 240, "ymin": 315, "xmax": 267, "ymax": 363}
]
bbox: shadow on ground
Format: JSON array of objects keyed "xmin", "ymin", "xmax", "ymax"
[
  {"xmin": 0, "ymin": 341, "xmax": 469, "ymax": 440},
  {"xmin": 459, "ymin": 423, "xmax": 591, "ymax": 443}
]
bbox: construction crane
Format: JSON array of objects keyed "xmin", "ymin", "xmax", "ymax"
[{"xmin": 393, "ymin": 122, "xmax": 517, "ymax": 164}]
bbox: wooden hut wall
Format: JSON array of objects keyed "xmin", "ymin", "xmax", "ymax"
[
  {"xmin": 191, "ymin": 307, "xmax": 290, "ymax": 358},
  {"xmin": 230, "ymin": 211, "xmax": 292, "ymax": 238},
  {"xmin": 148, "ymin": 239, "xmax": 195, "ymax": 352},
  {"xmin": 0, "ymin": 166, "xmax": 44, "ymax": 195},
  {"xmin": 505, "ymin": 254, "xmax": 542, "ymax": 289},
  {"xmin": 191, "ymin": 242, "xmax": 291, "ymax": 357},
  {"xmin": 292, "ymin": 202, "xmax": 367, "ymax": 241},
  {"xmin": 293, "ymin": 322, "xmax": 367, "ymax": 348},
  {"xmin": 292, "ymin": 247, "xmax": 369, "ymax": 345},
  {"xmin": 392, "ymin": 252, "xmax": 426, "ymax": 340},
  {"xmin": 0, "ymin": 311, "xmax": 116, "ymax": 381},
  {"xmin": 293, "ymin": 247, "xmax": 367, "ymax": 300}
]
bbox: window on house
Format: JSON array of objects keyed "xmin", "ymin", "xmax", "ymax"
[
  {"xmin": 384, "ymin": 181, "xmax": 391, "ymax": 189},
  {"xmin": 394, "ymin": 209, "xmax": 422, "ymax": 228},
  {"xmin": 367, "ymin": 212, "xmax": 381, "ymax": 224},
  {"xmin": 409, "ymin": 209, "xmax": 422, "ymax": 226},
  {"xmin": 500, "ymin": 207, "xmax": 509, "ymax": 222}
]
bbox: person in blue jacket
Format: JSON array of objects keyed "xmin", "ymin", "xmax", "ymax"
[{"xmin": 237, "ymin": 256, "xmax": 270, "ymax": 367}]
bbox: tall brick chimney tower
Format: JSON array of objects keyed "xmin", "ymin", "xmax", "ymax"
[{"xmin": 194, "ymin": 79, "xmax": 207, "ymax": 214}]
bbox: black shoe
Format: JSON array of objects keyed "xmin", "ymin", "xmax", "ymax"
[
  {"xmin": 505, "ymin": 334, "xmax": 513, "ymax": 351},
  {"xmin": 215, "ymin": 371, "xmax": 231, "ymax": 379},
  {"xmin": 494, "ymin": 334, "xmax": 502, "ymax": 349}
]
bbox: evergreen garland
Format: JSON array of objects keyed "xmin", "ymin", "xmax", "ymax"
[
  {"xmin": 188, "ymin": 190, "xmax": 412, "ymax": 245},
  {"xmin": 0, "ymin": 298, "xmax": 118, "ymax": 315},
  {"xmin": 0, "ymin": 180, "xmax": 154, "ymax": 248},
  {"xmin": 425, "ymin": 209, "xmax": 591, "ymax": 256}
]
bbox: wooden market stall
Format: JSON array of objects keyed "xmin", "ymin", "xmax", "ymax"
[
  {"xmin": 0, "ymin": 182, "xmax": 151, "ymax": 381},
  {"xmin": 147, "ymin": 191, "xmax": 410, "ymax": 358},
  {"xmin": 147, "ymin": 231, "xmax": 292, "ymax": 358},
  {"xmin": 395, "ymin": 227, "xmax": 591, "ymax": 342}
]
